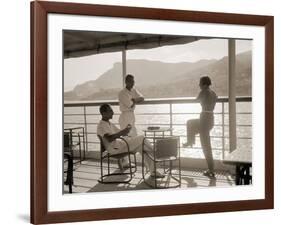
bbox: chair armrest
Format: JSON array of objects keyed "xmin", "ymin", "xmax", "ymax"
[{"xmin": 114, "ymin": 137, "xmax": 130, "ymax": 154}]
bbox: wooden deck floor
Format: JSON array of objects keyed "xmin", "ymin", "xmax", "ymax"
[{"xmin": 64, "ymin": 159, "xmax": 236, "ymax": 194}]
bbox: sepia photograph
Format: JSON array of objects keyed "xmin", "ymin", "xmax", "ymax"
[
  {"xmin": 63, "ymin": 30, "xmax": 252, "ymax": 193},
  {"xmin": 31, "ymin": 1, "xmax": 273, "ymax": 223}
]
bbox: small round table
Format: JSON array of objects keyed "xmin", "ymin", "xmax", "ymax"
[{"xmin": 142, "ymin": 127, "xmax": 173, "ymax": 139}]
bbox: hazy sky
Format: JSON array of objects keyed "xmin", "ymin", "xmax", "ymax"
[{"xmin": 64, "ymin": 39, "xmax": 252, "ymax": 91}]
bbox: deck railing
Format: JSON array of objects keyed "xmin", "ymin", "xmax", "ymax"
[{"xmin": 64, "ymin": 96, "xmax": 252, "ymax": 160}]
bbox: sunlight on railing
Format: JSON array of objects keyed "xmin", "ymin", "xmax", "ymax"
[{"xmin": 64, "ymin": 97, "xmax": 252, "ymax": 160}]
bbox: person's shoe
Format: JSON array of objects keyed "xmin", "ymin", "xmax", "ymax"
[
  {"xmin": 182, "ymin": 142, "xmax": 193, "ymax": 148},
  {"xmin": 118, "ymin": 158, "xmax": 136, "ymax": 170},
  {"xmin": 150, "ymin": 171, "xmax": 165, "ymax": 179},
  {"xmin": 122, "ymin": 163, "xmax": 136, "ymax": 169},
  {"xmin": 117, "ymin": 159, "xmax": 124, "ymax": 170},
  {"xmin": 203, "ymin": 170, "xmax": 215, "ymax": 178}
]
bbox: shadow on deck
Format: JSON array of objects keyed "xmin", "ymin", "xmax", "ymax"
[{"xmin": 64, "ymin": 159, "xmax": 236, "ymax": 194}]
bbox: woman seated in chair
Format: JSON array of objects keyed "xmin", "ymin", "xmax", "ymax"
[{"xmin": 97, "ymin": 104, "xmax": 164, "ymax": 178}]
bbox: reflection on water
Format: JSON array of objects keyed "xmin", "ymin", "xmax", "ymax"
[{"xmin": 64, "ymin": 102, "xmax": 252, "ymax": 159}]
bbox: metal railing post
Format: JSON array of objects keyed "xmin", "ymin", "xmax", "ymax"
[
  {"xmin": 83, "ymin": 106, "xmax": 88, "ymax": 152},
  {"xmin": 222, "ymin": 102, "xmax": 225, "ymax": 159},
  {"xmin": 169, "ymin": 102, "xmax": 173, "ymax": 135},
  {"xmin": 64, "ymin": 97, "xmax": 252, "ymax": 157}
]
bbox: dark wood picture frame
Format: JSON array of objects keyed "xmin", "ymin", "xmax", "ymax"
[{"xmin": 31, "ymin": 1, "xmax": 274, "ymax": 224}]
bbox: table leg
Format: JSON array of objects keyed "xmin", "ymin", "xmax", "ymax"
[
  {"xmin": 235, "ymin": 165, "xmax": 241, "ymax": 185},
  {"xmin": 244, "ymin": 165, "xmax": 251, "ymax": 185},
  {"xmin": 82, "ymin": 127, "xmax": 86, "ymax": 160},
  {"xmin": 64, "ymin": 153, "xmax": 73, "ymax": 193}
]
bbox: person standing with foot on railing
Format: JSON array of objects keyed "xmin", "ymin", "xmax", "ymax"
[{"xmin": 183, "ymin": 76, "xmax": 217, "ymax": 178}]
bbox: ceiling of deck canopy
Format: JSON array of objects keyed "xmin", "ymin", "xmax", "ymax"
[{"xmin": 63, "ymin": 30, "xmax": 205, "ymax": 59}]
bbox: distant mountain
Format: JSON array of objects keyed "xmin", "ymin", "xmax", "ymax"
[
  {"xmin": 66, "ymin": 59, "xmax": 215, "ymax": 99},
  {"xmin": 64, "ymin": 51, "xmax": 251, "ymax": 101},
  {"xmin": 164, "ymin": 50, "xmax": 252, "ymax": 97}
]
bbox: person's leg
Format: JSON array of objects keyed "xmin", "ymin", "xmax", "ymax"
[
  {"xmin": 142, "ymin": 139, "xmax": 165, "ymax": 177},
  {"xmin": 200, "ymin": 114, "xmax": 215, "ymax": 175},
  {"xmin": 183, "ymin": 119, "xmax": 200, "ymax": 147},
  {"xmin": 124, "ymin": 135, "xmax": 157, "ymax": 153},
  {"xmin": 142, "ymin": 139, "xmax": 155, "ymax": 173},
  {"xmin": 124, "ymin": 135, "xmax": 145, "ymax": 151},
  {"xmin": 114, "ymin": 136, "xmax": 147, "ymax": 168},
  {"xmin": 128, "ymin": 113, "xmax": 137, "ymax": 137},
  {"xmin": 118, "ymin": 112, "xmax": 137, "ymax": 166},
  {"xmin": 108, "ymin": 138, "xmax": 136, "ymax": 169},
  {"xmin": 200, "ymin": 129, "xmax": 214, "ymax": 173},
  {"xmin": 126, "ymin": 136, "xmax": 164, "ymax": 177},
  {"xmin": 130, "ymin": 126, "xmax": 138, "ymax": 137},
  {"xmin": 119, "ymin": 113, "xmax": 126, "ymax": 130},
  {"xmin": 119, "ymin": 112, "xmax": 137, "ymax": 137},
  {"xmin": 126, "ymin": 136, "xmax": 154, "ymax": 171}
]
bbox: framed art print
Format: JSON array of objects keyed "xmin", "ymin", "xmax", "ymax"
[{"xmin": 31, "ymin": 1, "xmax": 274, "ymax": 224}]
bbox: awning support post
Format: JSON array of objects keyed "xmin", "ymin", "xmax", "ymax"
[
  {"xmin": 228, "ymin": 39, "xmax": 237, "ymax": 152},
  {"xmin": 122, "ymin": 50, "xmax": 126, "ymax": 88}
]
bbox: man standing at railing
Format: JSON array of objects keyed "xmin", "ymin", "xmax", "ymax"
[
  {"xmin": 183, "ymin": 76, "xmax": 217, "ymax": 178},
  {"xmin": 118, "ymin": 74, "xmax": 144, "ymax": 137}
]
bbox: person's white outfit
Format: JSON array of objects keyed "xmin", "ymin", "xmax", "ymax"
[
  {"xmin": 97, "ymin": 120, "xmax": 155, "ymax": 172},
  {"xmin": 118, "ymin": 87, "xmax": 143, "ymax": 137}
]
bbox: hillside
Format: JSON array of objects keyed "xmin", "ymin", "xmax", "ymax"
[{"xmin": 64, "ymin": 51, "xmax": 251, "ymax": 101}]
